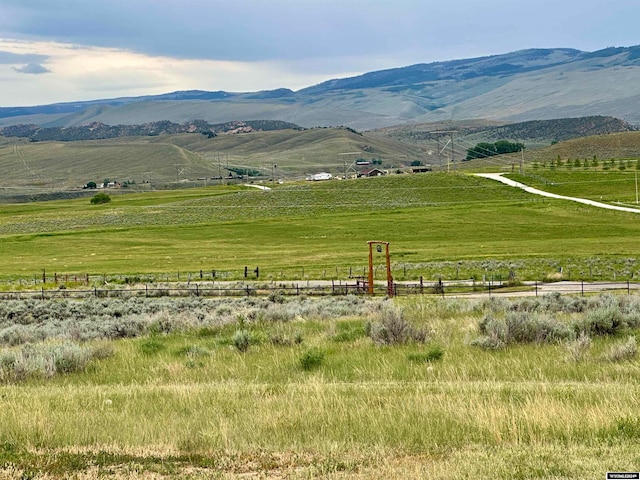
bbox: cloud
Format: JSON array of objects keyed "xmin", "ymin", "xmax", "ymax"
[
  {"xmin": 1, "ymin": 0, "xmax": 640, "ymax": 106},
  {"xmin": 12, "ymin": 62, "xmax": 50, "ymax": 74},
  {"xmin": 3, "ymin": 0, "xmax": 640, "ymax": 66}
]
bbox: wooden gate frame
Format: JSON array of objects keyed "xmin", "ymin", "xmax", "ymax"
[{"xmin": 367, "ymin": 241, "xmax": 393, "ymax": 296}]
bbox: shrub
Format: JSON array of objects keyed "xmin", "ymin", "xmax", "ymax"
[
  {"xmin": 299, "ymin": 347, "xmax": 324, "ymax": 371},
  {"xmin": 565, "ymin": 332, "xmax": 592, "ymax": 362},
  {"xmin": 0, "ymin": 341, "xmax": 113, "ymax": 382},
  {"xmin": 232, "ymin": 329, "xmax": 250, "ymax": 352},
  {"xmin": 269, "ymin": 330, "xmax": 302, "ymax": 346},
  {"xmin": 575, "ymin": 306, "xmax": 626, "ymax": 336},
  {"xmin": 472, "ymin": 314, "xmax": 507, "ymax": 350},
  {"xmin": 604, "ymin": 336, "xmax": 637, "ymax": 362},
  {"xmin": 90, "ymin": 192, "xmax": 111, "ymax": 205},
  {"xmin": 505, "ymin": 311, "xmax": 573, "ymax": 343},
  {"xmin": 369, "ymin": 306, "xmax": 427, "ymax": 345},
  {"xmin": 473, "ymin": 311, "xmax": 573, "ymax": 349}
]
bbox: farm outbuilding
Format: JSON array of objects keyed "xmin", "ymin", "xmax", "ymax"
[{"xmin": 358, "ymin": 168, "xmax": 386, "ymax": 177}]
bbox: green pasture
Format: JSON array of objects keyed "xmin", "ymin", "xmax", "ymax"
[
  {"xmin": 512, "ymin": 169, "xmax": 640, "ymax": 205},
  {"xmin": 1, "ymin": 172, "xmax": 640, "ymax": 282}
]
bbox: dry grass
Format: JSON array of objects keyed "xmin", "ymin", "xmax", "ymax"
[{"xmin": 0, "ymin": 295, "xmax": 639, "ymax": 478}]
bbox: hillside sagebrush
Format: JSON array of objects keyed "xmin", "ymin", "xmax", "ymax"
[
  {"xmin": 369, "ymin": 305, "xmax": 427, "ymax": 345},
  {"xmin": 604, "ymin": 336, "xmax": 637, "ymax": 362},
  {"xmin": 565, "ymin": 332, "xmax": 592, "ymax": 362},
  {"xmin": 233, "ymin": 329, "xmax": 250, "ymax": 352}
]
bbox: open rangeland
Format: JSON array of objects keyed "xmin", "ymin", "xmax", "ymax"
[
  {"xmin": 1, "ymin": 162, "xmax": 640, "ymax": 478},
  {"xmin": 2, "ymin": 172, "xmax": 640, "ymax": 284},
  {"xmin": 0, "ymin": 293, "xmax": 639, "ymax": 478}
]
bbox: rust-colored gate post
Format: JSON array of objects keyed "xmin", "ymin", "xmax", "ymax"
[{"xmin": 367, "ymin": 241, "xmax": 393, "ymax": 297}]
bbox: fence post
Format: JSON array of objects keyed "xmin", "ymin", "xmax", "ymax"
[
  {"xmin": 535, "ymin": 281, "xmax": 538, "ymax": 297},
  {"xmin": 581, "ymin": 280, "xmax": 584, "ymax": 297},
  {"xmin": 420, "ymin": 276, "xmax": 424, "ymax": 294},
  {"xmin": 628, "ymin": 279, "xmax": 631, "ymax": 295},
  {"xmin": 196, "ymin": 284, "xmax": 199, "ymax": 297}
]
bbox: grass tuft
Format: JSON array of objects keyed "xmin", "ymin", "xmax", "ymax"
[
  {"xmin": 406, "ymin": 343, "xmax": 444, "ymax": 363},
  {"xmin": 298, "ymin": 347, "xmax": 325, "ymax": 371}
]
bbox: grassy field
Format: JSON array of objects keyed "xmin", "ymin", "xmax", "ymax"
[
  {"xmin": 1, "ymin": 293, "xmax": 639, "ymax": 478},
  {"xmin": 0, "ymin": 129, "xmax": 426, "ymax": 193},
  {"xmin": 3, "ymin": 132, "xmax": 640, "ymax": 478},
  {"xmin": 2, "ymin": 172, "xmax": 640, "ymax": 283},
  {"xmin": 511, "ymin": 169, "xmax": 640, "ymax": 205}
]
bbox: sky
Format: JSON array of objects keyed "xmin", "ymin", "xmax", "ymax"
[{"xmin": 0, "ymin": 0, "xmax": 639, "ymax": 107}]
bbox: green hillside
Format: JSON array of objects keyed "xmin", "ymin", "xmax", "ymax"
[
  {"xmin": 449, "ymin": 131, "xmax": 640, "ymax": 173},
  {"xmin": 371, "ymin": 116, "xmax": 637, "ymax": 165},
  {"xmin": 2, "ymin": 172, "xmax": 640, "ymax": 282}
]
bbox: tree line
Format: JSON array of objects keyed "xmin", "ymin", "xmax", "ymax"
[{"xmin": 465, "ymin": 140, "xmax": 524, "ymax": 161}]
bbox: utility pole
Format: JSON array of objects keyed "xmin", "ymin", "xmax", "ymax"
[
  {"xmin": 450, "ymin": 132, "xmax": 455, "ymax": 171},
  {"xmin": 338, "ymin": 152, "xmax": 360, "ymax": 179},
  {"xmin": 520, "ymin": 147, "xmax": 525, "ymax": 175},
  {"xmin": 636, "ymin": 171, "xmax": 638, "ymax": 205},
  {"xmin": 430, "ymin": 131, "xmax": 456, "ymax": 171}
]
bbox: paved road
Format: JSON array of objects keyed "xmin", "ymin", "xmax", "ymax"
[{"xmin": 476, "ymin": 172, "xmax": 640, "ymax": 214}]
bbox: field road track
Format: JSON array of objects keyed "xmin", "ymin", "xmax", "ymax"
[
  {"xmin": 1, "ymin": 279, "xmax": 638, "ymax": 300},
  {"xmin": 476, "ymin": 173, "xmax": 640, "ymax": 214}
]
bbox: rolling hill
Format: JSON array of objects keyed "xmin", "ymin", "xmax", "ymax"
[
  {"xmin": 0, "ymin": 127, "xmax": 427, "ymax": 200},
  {"xmin": 2, "ymin": 47, "xmax": 640, "ymax": 130},
  {"xmin": 2, "ymin": 116, "xmax": 640, "ymax": 202}
]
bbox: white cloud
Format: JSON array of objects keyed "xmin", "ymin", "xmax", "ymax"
[{"xmin": 0, "ymin": 38, "xmax": 347, "ymax": 106}]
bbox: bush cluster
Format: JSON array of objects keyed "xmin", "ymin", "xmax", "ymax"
[
  {"xmin": 0, "ymin": 295, "xmax": 381, "ymax": 345},
  {"xmin": 0, "ymin": 341, "xmax": 113, "ymax": 382},
  {"xmin": 473, "ymin": 293, "xmax": 640, "ymax": 350},
  {"xmin": 604, "ymin": 336, "xmax": 638, "ymax": 362},
  {"xmin": 368, "ymin": 305, "xmax": 428, "ymax": 345}
]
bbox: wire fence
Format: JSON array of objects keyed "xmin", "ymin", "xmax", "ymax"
[{"xmin": 1, "ymin": 279, "xmax": 639, "ymax": 301}]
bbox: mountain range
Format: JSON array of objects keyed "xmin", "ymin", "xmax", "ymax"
[{"xmin": 2, "ymin": 46, "xmax": 640, "ymax": 131}]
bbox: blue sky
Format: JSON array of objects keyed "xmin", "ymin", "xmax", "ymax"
[{"xmin": 0, "ymin": 0, "xmax": 639, "ymax": 106}]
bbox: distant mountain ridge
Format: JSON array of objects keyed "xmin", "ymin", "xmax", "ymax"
[{"xmin": 3, "ymin": 46, "xmax": 640, "ymax": 130}]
